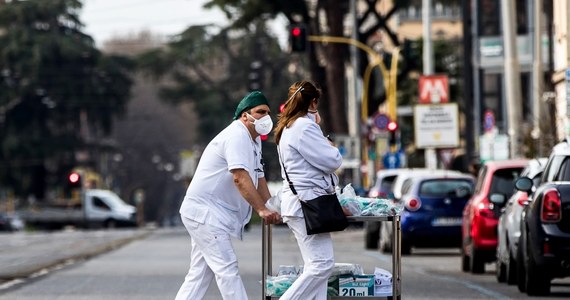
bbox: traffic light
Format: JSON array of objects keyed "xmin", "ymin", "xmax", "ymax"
[
  {"xmin": 289, "ymin": 24, "xmax": 307, "ymax": 52},
  {"xmin": 248, "ymin": 60, "xmax": 263, "ymax": 91},
  {"xmin": 387, "ymin": 120, "xmax": 398, "ymax": 146},
  {"xmin": 387, "ymin": 120, "xmax": 398, "ymax": 132},
  {"xmin": 68, "ymin": 171, "xmax": 81, "ymax": 188},
  {"xmin": 65, "ymin": 171, "xmax": 83, "ymax": 199}
]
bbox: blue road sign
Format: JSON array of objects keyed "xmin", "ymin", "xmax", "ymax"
[
  {"xmin": 373, "ymin": 113, "xmax": 390, "ymax": 130},
  {"xmin": 383, "ymin": 152, "xmax": 401, "ymax": 169}
]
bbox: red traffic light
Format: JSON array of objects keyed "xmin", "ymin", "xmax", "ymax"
[
  {"xmin": 68, "ymin": 172, "xmax": 80, "ymax": 184},
  {"xmin": 289, "ymin": 24, "xmax": 307, "ymax": 52},
  {"xmin": 387, "ymin": 121, "xmax": 398, "ymax": 132},
  {"xmin": 291, "ymin": 27, "xmax": 302, "ymax": 37}
]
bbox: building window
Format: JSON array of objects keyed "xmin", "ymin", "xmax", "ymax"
[
  {"xmin": 400, "ymin": 0, "xmax": 461, "ymax": 21},
  {"xmin": 479, "ymin": 0, "xmax": 500, "ymax": 36},
  {"xmin": 516, "ymin": 0, "xmax": 528, "ymax": 34},
  {"xmin": 479, "ymin": 0, "xmax": 528, "ymax": 36}
]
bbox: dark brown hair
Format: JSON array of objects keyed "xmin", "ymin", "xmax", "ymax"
[{"xmin": 274, "ymin": 80, "xmax": 321, "ymax": 144}]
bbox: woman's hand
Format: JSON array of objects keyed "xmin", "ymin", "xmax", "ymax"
[{"xmin": 342, "ymin": 207, "xmax": 353, "ymax": 216}]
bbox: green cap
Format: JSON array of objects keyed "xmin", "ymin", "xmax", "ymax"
[{"xmin": 233, "ymin": 91, "xmax": 269, "ymax": 120}]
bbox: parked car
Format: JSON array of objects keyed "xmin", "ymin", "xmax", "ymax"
[
  {"xmin": 513, "ymin": 141, "xmax": 570, "ymax": 295},
  {"xmin": 20, "ymin": 189, "xmax": 137, "ymax": 229},
  {"xmin": 379, "ymin": 170, "xmax": 474, "ymax": 254},
  {"xmin": 0, "ymin": 212, "xmax": 24, "ymax": 232},
  {"xmin": 496, "ymin": 157, "xmax": 547, "ymax": 284},
  {"xmin": 365, "ymin": 168, "xmax": 413, "ymax": 249},
  {"xmin": 461, "ymin": 159, "xmax": 527, "ymax": 274}
]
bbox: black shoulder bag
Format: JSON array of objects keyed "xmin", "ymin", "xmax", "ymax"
[{"xmin": 278, "ymin": 147, "xmax": 348, "ymax": 235}]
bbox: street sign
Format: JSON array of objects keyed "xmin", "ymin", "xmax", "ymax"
[
  {"xmin": 483, "ymin": 110, "xmax": 495, "ymax": 132},
  {"xmin": 419, "ymin": 75, "xmax": 449, "ymax": 104},
  {"xmin": 383, "ymin": 151, "xmax": 401, "ymax": 169},
  {"xmin": 413, "ymin": 103, "xmax": 459, "ymax": 148},
  {"xmin": 373, "ymin": 113, "xmax": 390, "ymax": 130}
]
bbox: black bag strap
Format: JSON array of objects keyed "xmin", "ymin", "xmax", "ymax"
[{"xmin": 277, "ymin": 145, "xmax": 335, "ymax": 197}]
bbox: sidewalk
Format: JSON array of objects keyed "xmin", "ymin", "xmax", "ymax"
[{"xmin": 0, "ymin": 228, "xmax": 152, "ymax": 282}]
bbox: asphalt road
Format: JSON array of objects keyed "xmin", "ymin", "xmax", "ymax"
[{"xmin": 1, "ymin": 225, "xmax": 569, "ymax": 299}]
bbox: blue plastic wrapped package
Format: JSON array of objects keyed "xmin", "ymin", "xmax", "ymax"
[
  {"xmin": 360, "ymin": 199, "xmax": 404, "ymax": 216},
  {"xmin": 337, "ymin": 183, "xmax": 403, "ymax": 216},
  {"xmin": 265, "ymin": 275, "xmax": 298, "ymax": 297}
]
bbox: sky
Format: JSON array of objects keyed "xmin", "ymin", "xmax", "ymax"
[{"xmin": 81, "ymin": 0, "xmax": 287, "ymax": 47}]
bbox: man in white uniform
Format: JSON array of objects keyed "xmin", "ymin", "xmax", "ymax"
[{"xmin": 175, "ymin": 91, "xmax": 281, "ymax": 300}]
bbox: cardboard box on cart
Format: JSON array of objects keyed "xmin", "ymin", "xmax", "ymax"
[{"xmin": 338, "ymin": 274, "xmax": 375, "ymax": 297}]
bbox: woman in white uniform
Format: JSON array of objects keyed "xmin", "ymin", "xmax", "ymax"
[{"xmin": 274, "ymin": 80, "xmax": 343, "ymax": 300}]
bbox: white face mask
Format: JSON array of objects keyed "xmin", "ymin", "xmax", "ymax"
[
  {"xmin": 308, "ymin": 110, "xmax": 321, "ymax": 124},
  {"xmin": 246, "ymin": 113, "xmax": 273, "ymax": 135}
]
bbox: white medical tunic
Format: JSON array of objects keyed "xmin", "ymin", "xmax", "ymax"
[
  {"xmin": 179, "ymin": 120, "xmax": 263, "ymax": 240},
  {"xmin": 279, "ymin": 116, "xmax": 342, "ymax": 218}
]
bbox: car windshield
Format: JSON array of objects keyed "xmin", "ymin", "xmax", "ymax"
[
  {"xmin": 380, "ymin": 175, "xmax": 397, "ymax": 192},
  {"xmin": 419, "ymin": 179, "xmax": 473, "ymax": 197},
  {"xmin": 97, "ymin": 191, "xmax": 129, "ymax": 209},
  {"xmin": 489, "ymin": 168, "xmax": 523, "ymax": 197}
]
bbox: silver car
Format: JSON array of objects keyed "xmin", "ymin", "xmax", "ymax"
[{"xmin": 496, "ymin": 157, "xmax": 547, "ymax": 284}]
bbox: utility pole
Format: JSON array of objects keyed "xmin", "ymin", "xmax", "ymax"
[
  {"xmin": 423, "ymin": 0, "xmax": 437, "ymax": 169},
  {"xmin": 349, "ymin": 0, "xmax": 362, "ymax": 187},
  {"xmin": 501, "ymin": 0, "xmax": 522, "ymax": 158},
  {"xmin": 461, "ymin": 0, "xmax": 475, "ymax": 171},
  {"xmin": 532, "ymin": 0, "xmax": 543, "ymax": 155}
]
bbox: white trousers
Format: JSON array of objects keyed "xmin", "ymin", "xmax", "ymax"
[
  {"xmin": 280, "ymin": 216, "xmax": 334, "ymax": 300},
  {"xmin": 175, "ymin": 216, "xmax": 248, "ymax": 300}
]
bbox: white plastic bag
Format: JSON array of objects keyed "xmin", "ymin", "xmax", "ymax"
[
  {"xmin": 338, "ymin": 184, "xmax": 362, "ymax": 216},
  {"xmin": 266, "ymin": 188, "xmax": 282, "ymax": 213}
]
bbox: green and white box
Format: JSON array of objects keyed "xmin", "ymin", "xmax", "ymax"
[{"xmin": 339, "ymin": 274, "xmax": 375, "ymax": 297}]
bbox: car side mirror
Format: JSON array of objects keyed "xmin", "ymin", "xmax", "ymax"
[
  {"xmin": 489, "ymin": 193, "xmax": 506, "ymax": 205},
  {"xmin": 515, "ymin": 177, "xmax": 533, "ymax": 192}
]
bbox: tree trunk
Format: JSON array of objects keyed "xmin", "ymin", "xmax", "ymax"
[{"xmin": 322, "ymin": 0, "xmax": 349, "ymax": 134}]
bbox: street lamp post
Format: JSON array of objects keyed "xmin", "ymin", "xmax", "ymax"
[{"xmin": 307, "ymin": 35, "xmax": 400, "ymax": 187}]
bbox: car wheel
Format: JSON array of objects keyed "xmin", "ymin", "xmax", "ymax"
[
  {"xmin": 461, "ymin": 243, "xmax": 470, "ymax": 272},
  {"xmin": 496, "ymin": 258, "xmax": 506, "ymax": 283},
  {"xmin": 379, "ymin": 223, "xmax": 392, "ymax": 253},
  {"xmin": 365, "ymin": 222, "xmax": 380, "ymax": 249},
  {"xmin": 470, "ymin": 247, "xmax": 485, "ymax": 274},
  {"xmin": 401, "ymin": 239, "xmax": 411, "ymax": 255},
  {"xmin": 516, "ymin": 239, "xmax": 526, "ymax": 293},
  {"xmin": 105, "ymin": 219, "xmax": 117, "ymax": 229},
  {"xmin": 506, "ymin": 248, "xmax": 517, "ymax": 285},
  {"xmin": 525, "ymin": 246, "xmax": 550, "ymax": 295}
]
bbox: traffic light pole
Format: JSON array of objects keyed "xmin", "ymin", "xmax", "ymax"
[{"xmin": 307, "ymin": 35, "xmax": 399, "ymax": 187}]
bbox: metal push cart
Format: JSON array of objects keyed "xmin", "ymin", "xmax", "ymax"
[{"xmin": 262, "ymin": 215, "xmax": 402, "ymax": 300}]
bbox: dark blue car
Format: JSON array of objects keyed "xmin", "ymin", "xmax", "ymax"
[{"xmin": 380, "ymin": 170, "xmax": 475, "ymax": 254}]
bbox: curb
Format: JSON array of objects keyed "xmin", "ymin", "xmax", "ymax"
[{"xmin": 0, "ymin": 230, "xmax": 152, "ymax": 281}]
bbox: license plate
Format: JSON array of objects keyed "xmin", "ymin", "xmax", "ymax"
[{"xmin": 431, "ymin": 217, "xmax": 463, "ymax": 226}]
